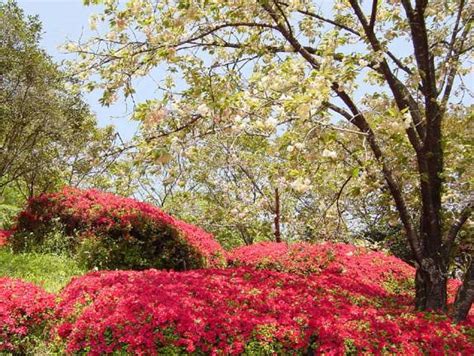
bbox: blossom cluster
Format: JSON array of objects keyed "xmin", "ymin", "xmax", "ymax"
[
  {"xmin": 12, "ymin": 187, "xmax": 225, "ymax": 269},
  {"xmin": 51, "ymin": 265, "xmax": 473, "ymax": 355},
  {"xmin": 0, "ymin": 277, "xmax": 55, "ymax": 352},
  {"xmin": 0, "ymin": 230, "xmax": 12, "ymax": 247}
]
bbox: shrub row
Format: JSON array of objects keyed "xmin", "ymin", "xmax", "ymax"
[
  {"xmin": 50, "ymin": 267, "xmax": 473, "ymax": 355},
  {"xmin": 2, "ymin": 242, "xmax": 473, "ymax": 354},
  {"xmin": 11, "ymin": 187, "xmax": 225, "ymax": 270}
]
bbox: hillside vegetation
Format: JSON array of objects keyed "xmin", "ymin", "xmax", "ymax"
[{"xmin": 1, "ymin": 189, "xmax": 472, "ymax": 355}]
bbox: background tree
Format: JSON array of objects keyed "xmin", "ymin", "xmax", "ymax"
[
  {"xmin": 0, "ymin": 0, "xmax": 119, "ymax": 210},
  {"xmin": 120, "ymin": 85, "xmax": 367, "ymax": 249},
  {"xmin": 71, "ymin": 0, "xmax": 472, "ymax": 320}
]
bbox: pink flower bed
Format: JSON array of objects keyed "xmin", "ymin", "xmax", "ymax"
[
  {"xmin": 0, "ymin": 278, "xmax": 55, "ymax": 353},
  {"xmin": 51, "ymin": 267, "xmax": 473, "ymax": 355},
  {"xmin": 12, "ymin": 187, "xmax": 225, "ymax": 269},
  {"xmin": 1, "ymin": 242, "xmax": 472, "ymax": 354}
]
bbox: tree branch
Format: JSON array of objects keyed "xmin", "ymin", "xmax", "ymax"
[
  {"xmin": 369, "ymin": 0, "xmax": 378, "ymax": 30},
  {"xmin": 277, "ymin": 0, "xmax": 414, "ymax": 76},
  {"xmin": 258, "ymin": 1, "xmax": 423, "ymax": 261},
  {"xmin": 401, "ymin": 0, "xmax": 440, "ymax": 124},
  {"xmin": 444, "ymin": 199, "xmax": 473, "ymax": 258},
  {"xmin": 329, "ymin": 88, "xmax": 423, "ymax": 263},
  {"xmin": 260, "ymin": 1, "xmax": 320, "ymax": 70},
  {"xmin": 348, "ymin": 0, "xmax": 425, "ymax": 145},
  {"xmin": 440, "ymin": 14, "xmax": 471, "ymax": 112}
]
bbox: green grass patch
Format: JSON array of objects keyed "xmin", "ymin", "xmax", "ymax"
[{"xmin": 0, "ymin": 248, "xmax": 85, "ymax": 293}]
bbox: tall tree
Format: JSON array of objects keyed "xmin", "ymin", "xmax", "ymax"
[
  {"xmin": 0, "ymin": 0, "xmax": 118, "ymax": 198},
  {"xmin": 72, "ymin": 0, "xmax": 472, "ymax": 319}
]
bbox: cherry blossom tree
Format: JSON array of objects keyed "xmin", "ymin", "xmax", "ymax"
[{"xmin": 70, "ymin": 0, "xmax": 472, "ymax": 320}]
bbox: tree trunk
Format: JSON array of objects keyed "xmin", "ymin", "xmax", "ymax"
[
  {"xmin": 414, "ymin": 201, "xmax": 447, "ymax": 312},
  {"xmin": 453, "ymin": 260, "xmax": 473, "ymax": 322},
  {"xmin": 415, "ymin": 258, "xmax": 447, "ymax": 312},
  {"xmin": 274, "ymin": 188, "xmax": 281, "ymax": 243}
]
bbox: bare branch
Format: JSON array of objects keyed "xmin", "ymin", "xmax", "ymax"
[
  {"xmin": 444, "ymin": 198, "xmax": 473, "ymax": 258},
  {"xmin": 440, "ymin": 14, "xmax": 471, "ymax": 111},
  {"xmin": 369, "ymin": 0, "xmax": 378, "ymax": 30}
]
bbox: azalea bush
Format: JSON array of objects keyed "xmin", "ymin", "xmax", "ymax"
[
  {"xmin": 229, "ymin": 242, "xmax": 467, "ymax": 305},
  {"xmin": 0, "ymin": 277, "xmax": 55, "ymax": 353},
  {"xmin": 228, "ymin": 241, "xmax": 414, "ymax": 280},
  {"xmin": 0, "ymin": 230, "xmax": 12, "ymax": 247},
  {"xmin": 49, "ymin": 266, "xmax": 473, "ymax": 355},
  {"xmin": 11, "ymin": 187, "xmax": 225, "ymax": 270},
  {"xmin": 1, "ymin": 242, "xmax": 472, "ymax": 354}
]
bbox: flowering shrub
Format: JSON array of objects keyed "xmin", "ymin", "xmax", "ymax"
[
  {"xmin": 229, "ymin": 242, "xmax": 415, "ymax": 291},
  {"xmin": 0, "ymin": 230, "xmax": 12, "ymax": 247},
  {"xmin": 12, "ymin": 187, "xmax": 225, "ymax": 270},
  {"xmin": 1, "ymin": 242, "xmax": 472, "ymax": 354},
  {"xmin": 0, "ymin": 277, "xmax": 55, "ymax": 353},
  {"xmin": 229, "ymin": 242, "xmax": 469, "ymax": 306},
  {"xmin": 51, "ymin": 267, "xmax": 473, "ymax": 355},
  {"xmin": 229, "ymin": 241, "xmax": 412, "ymax": 274}
]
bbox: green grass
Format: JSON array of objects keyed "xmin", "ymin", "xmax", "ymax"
[{"xmin": 0, "ymin": 248, "xmax": 85, "ymax": 293}]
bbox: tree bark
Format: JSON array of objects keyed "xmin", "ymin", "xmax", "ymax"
[
  {"xmin": 414, "ymin": 208, "xmax": 447, "ymax": 312},
  {"xmin": 453, "ymin": 260, "xmax": 474, "ymax": 322},
  {"xmin": 415, "ymin": 259, "xmax": 447, "ymax": 311}
]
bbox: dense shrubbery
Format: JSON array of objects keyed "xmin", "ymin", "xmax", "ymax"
[
  {"xmin": 2, "ymin": 193, "xmax": 473, "ymax": 354},
  {"xmin": 228, "ymin": 242, "xmax": 419, "ymax": 295},
  {"xmin": 229, "ymin": 242, "xmax": 466, "ymax": 304},
  {"xmin": 49, "ymin": 265, "xmax": 473, "ymax": 355},
  {"xmin": 1, "ymin": 241, "xmax": 472, "ymax": 354},
  {"xmin": 11, "ymin": 187, "xmax": 225, "ymax": 270},
  {"xmin": 0, "ymin": 277, "xmax": 55, "ymax": 353},
  {"xmin": 229, "ymin": 241, "xmax": 413, "ymax": 277}
]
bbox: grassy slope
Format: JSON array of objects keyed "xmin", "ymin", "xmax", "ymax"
[{"xmin": 0, "ymin": 248, "xmax": 85, "ymax": 293}]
